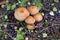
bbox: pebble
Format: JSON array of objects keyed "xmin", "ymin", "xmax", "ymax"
[
  {"xmin": 53, "ymin": 7, "xmax": 57, "ymax": 12},
  {"xmin": 49, "ymin": 11, "xmax": 54, "ymax": 16},
  {"xmin": 25, "ymin": 37, "xmax": 28, "ymax": 40},
  {"xmin": 28, "ymin": 2, "xmax": 31, "ymax": 5},
  {"xmin": 59, "ymin": 10, "xmax": 60, "ymax": 13}
]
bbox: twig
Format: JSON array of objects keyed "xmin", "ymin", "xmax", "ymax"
[{"xmin": 0, "ymin": 30, "xmax": 14, "ymax": 40}]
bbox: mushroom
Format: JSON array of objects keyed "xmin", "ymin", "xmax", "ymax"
[
  {"xmin": 33, "ymin": 13, "xmax": 43, "ymax": 22},
  {"xmin": 14, "ymin": 7, "xmax": 30, "ymax": 21},
  {"xmin": 28, "ymin": 5, "xmax": 39, "ymax": 15},
  {"xmin": 25, "ymin": 16, "xmax": 35, "ymax": 24},
  {"xmin": 26, "ymin": 24, "xmax": 35, "ymax": 30},
  {"xmin": 14, "ymin": 26, "xmax": 17, "ymax": 30}
]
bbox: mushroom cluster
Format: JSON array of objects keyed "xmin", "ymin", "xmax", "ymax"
[{"xmin": 14, "ymin": 5, "xmax": 43, "ymax": 30}]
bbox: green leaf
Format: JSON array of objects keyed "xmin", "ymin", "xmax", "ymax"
[
  {"xmin": 6, "ymin": 4, "xmax": 11, "ymax": 10},
  {"xmin": 36, "ymin": 3, "xmax": 43, "ymax": 8},
  {"xmin": 54, "ymin": 0, "xmax": 59, "ymax": 2},
  {"xmin": 11, "ymin": 4, "xmax": 16, "ymax": 10},
  {"xmin": 19, "ymin": 27, "xmax": 24, "ymax": 32},
  {"xmin": 16, "ymin": 21, "xmax": 20, "ymax": 24},
  {"xmin": 53, "ymin": 7, "xmax": 57, "ymax": 12},
  {"xmin": 19, "ymin": 0, "xmax": 28, "ymax": 7},
  {"xmin": 44, "ymin": 20, "xmax": 49, "ymax": 27},
  {"xmin": 15, "ymin": 32, "xmax": 25, "ymax": 40},
  {"xmin": 15, "ymin": 27, "xmax": 25, "ymax": 40},
  {"xmin": 16, "ymin": 34, "xmax": 24, "ymax": 40}
]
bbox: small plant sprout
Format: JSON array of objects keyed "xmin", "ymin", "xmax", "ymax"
[
  {"xmin": 53, "ymin": 7, "xmax": 57, "ymax": 12},
  {"xmin": 15, "ymin": 27, "xmax": 25, "ymax": 40},
  {"xmin": 43, "ymin": 33, "xmax": 47, "ymax": 38},
  {"xmin": 4, "ymin": 15, "xmax": 8, "ymax": 19},
  {"xmin": 1, "ymin": 5, "xmax": 5, "ymax": 8},
  {"xmin": 4, "ymin": 24, "xmax": 7, "ymax": 28},
  {"xmin": 49, "ymin": 11, "xmax": 55, "ymax": 16},
  {"xmin": 28, "ymin": 2, "xmax": 31, "ymax": 5},
  {"xmin": 11, "ymin": 4, "xmax": 16, "ymax": 10},
  {"xmin": 59, "ymin": 10, "xmax": 60, "ymax": 13}
]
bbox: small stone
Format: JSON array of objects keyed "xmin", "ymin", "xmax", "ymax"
[
  {"xmin": 41, "ymin": 12, "xmax": 44, "ymax": 16},
  {"xmin": 49, "ymin": 11, "xmax": 54, "ymax": 16},
  {"xmin": 28, "ymin": 2, "xmax": 31, "ymax": 5},
  {"xmin": 53, "ymin": 7, "xmax": 57, "ymax": 12},
  {"xmin": 38, "ymin": 35, "xmax": 40, "ymax": 37},
  {"xmin": 25, "ymin": 37, "xmax": 28, "ymax": 40},
  {"xmin": 59, "ymin": 10, "xmax": 60, "ymax": 13},
  {"xmin": 54, "ymin": 0, "xmax": 59, "ymax": 2}
]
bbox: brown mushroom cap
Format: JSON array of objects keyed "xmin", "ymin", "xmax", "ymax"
[
  {"xmin": 25, "ymin": 16, "xmax": 35, "ymax": 24},
  {"xmin": 33, "ymin": 13, "xmax": 43, "ymax": 22},
  {"xmin": 14, "ymin": 7, "xmax": 30, "ymax": 21},
  {"xmin": 26, "ymin": 24, "xmax": 35, "ymax": 30},
  {"xmin": 28, "ymin": 5, "xmax": 39, "ymax": 15}
]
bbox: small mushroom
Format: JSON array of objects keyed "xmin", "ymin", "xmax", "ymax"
[
  {"xmin": 14, "ymin": 7, "xmax": 30, "ymax": 21},
  {"xmin": 25, "ymin": 16, "xmax": 35, "ymax": 24},
  {"xmin": 28, "ymin": 5, "xmax": 39, "ymax": 15},
  {"xmin": 33, "ymin": 13, "xmax": 43, "ymax": 22},
  {"xmin": 26, "ymin": 24, "xmax": 35, "ymax": 30},
  {"xmin": 14, "ymin": 26, "xmax": 17, "ymax": 30}
]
